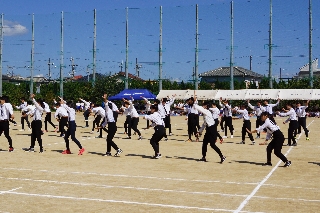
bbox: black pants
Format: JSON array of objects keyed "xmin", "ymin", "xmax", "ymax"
[
  {"xmin": 296, "ymin": 117, "xmax": 308, "ymax": 137},
  {"xmin": 30, "ymin": 120, "xmax": 43, "ymax": 149},
  {"xmin": 9, "ymin": 114, "xmax": 17, "ymax": 125},
  {"xmin": 59, "ymin": 117, "xmax": 68, "ymax": 136},
  {"xmin": 202, "ymin": 125, "xmax": 223, "ymax": 158},
  {"xmin": 224, "ymin": 116, "xmax": 234, "ymax": 136},
  {"xmin": 187, "ymin": 113, "xmax": 197, "ymax": 139},
  {"xmin": 0, "ymin": 120, "xmax": 13, "ymax": 148},
  {"xmin": 21, "ymin": 114, "xmax": 31, "ymax": 130},
  {"xmin": 288, "ymin": 120, "xmax": 298, "ymax": 145},
  {"xmin": 150, "ymin": 125, "xmax": 165, "ymax": 155},
  {"xmin": 83, "ymin": 109, "xmax": 90, "ymax": 126},
  {"xmin": 106, "ymin": 122, "xmax": 119, "ymax": 153},
  {"xmin": 113, "ymin": 111, "xmax": 118, "ymax": 123},
  {"xmin": 146, "ymin": 111, "xmax": 151, "ymax": 127},
  {"xmin": 267, "ymin": 130, "xmax": 288, "ymax": 163},
  {"xmin": 220, "ymin": 116, "xmax": 225, "ymax": 130},
  {"xmin": 214, "ymin": 119, "xmax": 222, "ymax": 140},
  {"xmin": 124, "ymin": 115, "xmax": 131, "ymax": 133},
  {"xmin": 256, "ymin": 116, "xmax": 261, "ymax": 136},
  {"xmin": 242, "ymin": 120, "xmax": 254, "ymax": 141},
  {"xmin": 128, "ymin": 117, "xmax": 141, "ymax": 137},
  {"xmin": 64, "ymin": 121, "xmax": 82, "ymax": 150},
  {"xmin": 195, "ymin": 114, "xmax": 200, "ymax": 131},
  {"xmin": 165, "ymin": 115, "xmax": 172, "ymax": 134},
  {"xmin": 44, "ymin": 112, "xmax": 55, "ymax": 131},
  {"xmin": 92, "ymin": 115, "xmax": 102, "ymax": 131}
]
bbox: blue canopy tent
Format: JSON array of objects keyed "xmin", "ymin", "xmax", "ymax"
[{"xmin": 108, "ymin": 89, "xmax": 156, "ymax": 101}]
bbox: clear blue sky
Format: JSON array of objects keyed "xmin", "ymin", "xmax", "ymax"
[{"xmin": 0, "ymin": 0, "xmax": 319, "ymax": 82}]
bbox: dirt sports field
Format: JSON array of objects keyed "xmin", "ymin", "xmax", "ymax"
[{"xmin": 0, "ymin": 112, "xmax": 319, "ymax": 213}]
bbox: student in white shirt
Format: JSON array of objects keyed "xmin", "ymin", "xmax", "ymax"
[
  {"xmin": 43, "ymin": 100, "xmax": 56, "ymax": 132},
  {"xmin": 295, "ymin": 101, "xmax": 310, "ymax": 140},
  {"xmin": 194, "ymin": 102, "xmax": 226, "ymax": 163},
  {"xmin": 54, "ymin": 101, "xmax": 69, "ymax": 137},
  {"xmin": 247, "ymin": 112, "xmax": 291, "ymax": 167},
  {"xmin": 219, "ymin": 97, "xmax": 234, "ymax": 139},
  {"xmin": 162, "ymin": 95, "xmax": 176, "ymax": 136},
  {"xmin": 234, "ymin": 105, "xmax": 255, "ymax": 145},
  {"xmin": 263, "ymin": 98, "xmax": 280, "ymax": 124},
  {"xmin": 141, "ymin": 96, "xmax": 151, "ymax": 128},
  {"xmin": 208, "ymin": 103, "xmax": 223, "ymax": 143},
  {"xmin": 24, "ymin": 94, "xmax": 44, "ymax": 153},
  {"xmin": 143, "ymin": 104, "xmax": 165, "ymax": 159},
  {"xmin": 100, "ymin": 94, "xmax": 123, "ymax": 157},
  {"xmin": 0, "ymin": 96, "xmax": 14, "ymax": 152},
  {"xmin": 248, "ymin": 100, "xmax": 265, "ymax": 139},
  {"xmin": 15, "ymin": 97, "xmax": 31, "ymax": 131},
  {"xmin": 59, "ymin": 98, "xmax": 85, "ymax": 155},
  {"xmin": 278, "ymin": 104, "xmax": 298, "ymax": 146},
  {"xmin": 79, "ymin": 98, "xmax": 91, "ymax": 127},
  {"xmin": 123, "ymin": 98, "xmax": 142, "ymax": 140}
]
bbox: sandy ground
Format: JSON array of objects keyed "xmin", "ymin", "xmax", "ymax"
[{"xmin": 0, "ymin": 111, "xmax": 319, "ymax": 213}]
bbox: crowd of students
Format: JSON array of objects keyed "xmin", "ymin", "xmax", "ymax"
[{"xmin": 1, "ymin": 93, "xmax": 313, "ymax": 168}]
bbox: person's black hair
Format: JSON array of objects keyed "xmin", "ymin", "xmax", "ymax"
[
  {"xmin": 94, "ymin": 103, "xmax": 100, "ymax": 107},
  {"xmin": 37, "ymin": 99, "xmax": 45, "ymax": 108},
  {"xmin": 20, "ymin": 97, "xmax": 26, "ymax": 101},
  {"xmin": 27, "ymin": 100, "xmax": 32, "ymax": 105},
  {"xmin": 66, "ymin": 101, "xmax": 73, "ymax": 107},
  {"xmin": 150, "ymin": 104, "xmax": 158, "ymax": 111},
  {"xmin": 55, "ymin": 102, "xmax": 61, "ymax": 106},
  {"xmin": 154, "ymin": 99, "xmax": 160, "ymax": 104},
  {"xmin": 261, "ymin": 111, "xmax": 269, "ymax": 117},
  {"xmin": 162, "ymin": 98, "xmax": 167, "ymax": 103},
  {"xmin": 286, "ymin": 103, "xmax": 293, "ymax": 107},
  {"xmin": 212, "ymin": 102, "xmax": 216, "ymax": 106},
  {"xmin": 2, "ymin": 95, "xmax": 9, "ymax": 102},
  {"xmin": 202, "ymin": 101, "xmax": 210, "ymax": 108},
  {"xmin": 296, "ymin": 101, "xmax": 301, "ymax": 105}
]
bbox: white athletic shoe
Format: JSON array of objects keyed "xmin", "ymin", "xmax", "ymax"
[
  {"xmin": 222, "ymin": 136, "xmax": 228, "ymax": 139},
  {"xmin": 230, "ymin": 135, "xmax": 234, "ymax": 139},
  {"xmin": 252, "ymin": 141, "xmax": 255, "ymax": 145}
]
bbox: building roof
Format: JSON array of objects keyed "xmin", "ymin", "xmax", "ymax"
[{"xmin": 199, "ymin": 66, "xmax": 264, "ymax": 78}]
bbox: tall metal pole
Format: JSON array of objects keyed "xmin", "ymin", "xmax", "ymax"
[
  {"xmin": 125, "ymin": 7, "xmax": 129, "ymax": 89},
  {"xmin": 249, "ymin": 55, "xmax": 252, "ymax": 70},
  {"xmin": 93, "ymin": 9, "xmax": 97, "ymax": 86},
  {"xmin": 60, "ymin": 11, "xmax": 64, "ymax": 98},
  {"xmin": 230, "ymin": 1, "xmax": 234, "ymax": 90},
  {"xmin": 0, "ymin": 14, "xmax": 3, "ymax": 96},
  {"xmin": 309, "ymin": 0, "xmax": 313, "ymax": 88},
  {"xmin": 195, "ymin": 4, "xmax": 199, "ymax": 90},
  {"xmin": 30, "ymin": 14, "xmax": 35, "ymax": 95},
  {"xmin": 48, "ymin": 58, "xmax": 53, "ymax": 81},
  {"xmin": 268, "ymin": 0, "xmax": 273, "ymax": 88},
  {"xmin": 159, "ymin": 6, "xmax": 163, "ymax": 91}
]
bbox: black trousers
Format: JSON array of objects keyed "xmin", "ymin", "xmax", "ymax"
[
  {"xmin": 128, "ymin": 117, "xmax": 141, "ymax": 137},
  {"xmin": 256, "ymin": 116, "xmax": 261, "ymax": 136},
  {"xmin": 267, "ymin": 130, "xmax": 288, "ymax": 163},
  {"xmin": 164, "ymin": 115, "xmax": 172, "ymax": 134},
  {"xmin": 297, "ymin": 117, "xmax": 308, "ymax": 137},
  {"xmin": 106, "ymin": 122, "xmax": 119, "ymax": 153},
  {"xmin": 187, "ymin": 113, "xmax": 197, "ymax": 139},
  {"xmin": 44, "ymin": 112, "xmax": 55, "ymax": 131},
  {"xmin": 113, "ymin": 111, "xmax": 118, "ymax": 123},
  {"xmin": 92, "ymin": 115, "xmax": 102, "ymax": 131},
  {"xmin": 21, "ymin": 114, "xmax": 31, "ymax": 129},
  {"xmin": 0, "ymin": 120, "xmax": 13, "ymax": 148},
  {"xmin": 64, "ymin": 121, "xmax": 82, "ymax": 150},
  {"xmin": 224, "ymin": 116, "xmax": 234, "ymax": 136},
  {"xmin": 124, "ymin": 115, "xmax": 131, "ymax": 133},
  {"xmin": 9, "ymin": 114, "xmax": 17, "ymax": 125},
  {"xmin": 59, "ymin": 117, "xmax": 68, "ymax": 135},
  {"xmin": 242, "ymin": 120, "xmax": 254, "ymax": 141},
  {"xmin": 288, "ymin": 120, "xmax": 298, "ymax": 145},
  {"xmin": 214, "ymin": 119, "xmax": 222, "ymax": 140},
  {"xmin": 30, "ymin": 120, "xmax": 43, "ymax": 149},
  {"xmin": 202, "ymin": 125, "xmax": 223, "ymax": 158},
  {"xmin": 220, "ymin": 116, "xmax": 225, "ymax": 130},
  {"xmin": 83, "ymin": 109, "xmax": 90, "ymax": 126},
  {"xmin": 150, "ymin": 125, "xmax": 165, "ymax": 155},
  {"xmin": 195, "ymin": 114, "xmax": 200, "ymax": 131},
  {"xmin": 146, "ymin": 111, "xmax": 151, "ymax": 127}
]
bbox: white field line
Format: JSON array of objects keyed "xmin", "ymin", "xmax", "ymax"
[
  {"xmin": 234, "ymin": 120, "xmax": 314, "ymax": 213},
  {"xmin": 1, "ymin": 176, "xmax": 319, "ymax": 204},
  {"xmin": 0, "ymin": 190, "xmax": 263, "ymax": 213},
  {"xmin": 0, "ymin": 176, "xmax": 246, "ymax": 198}
]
